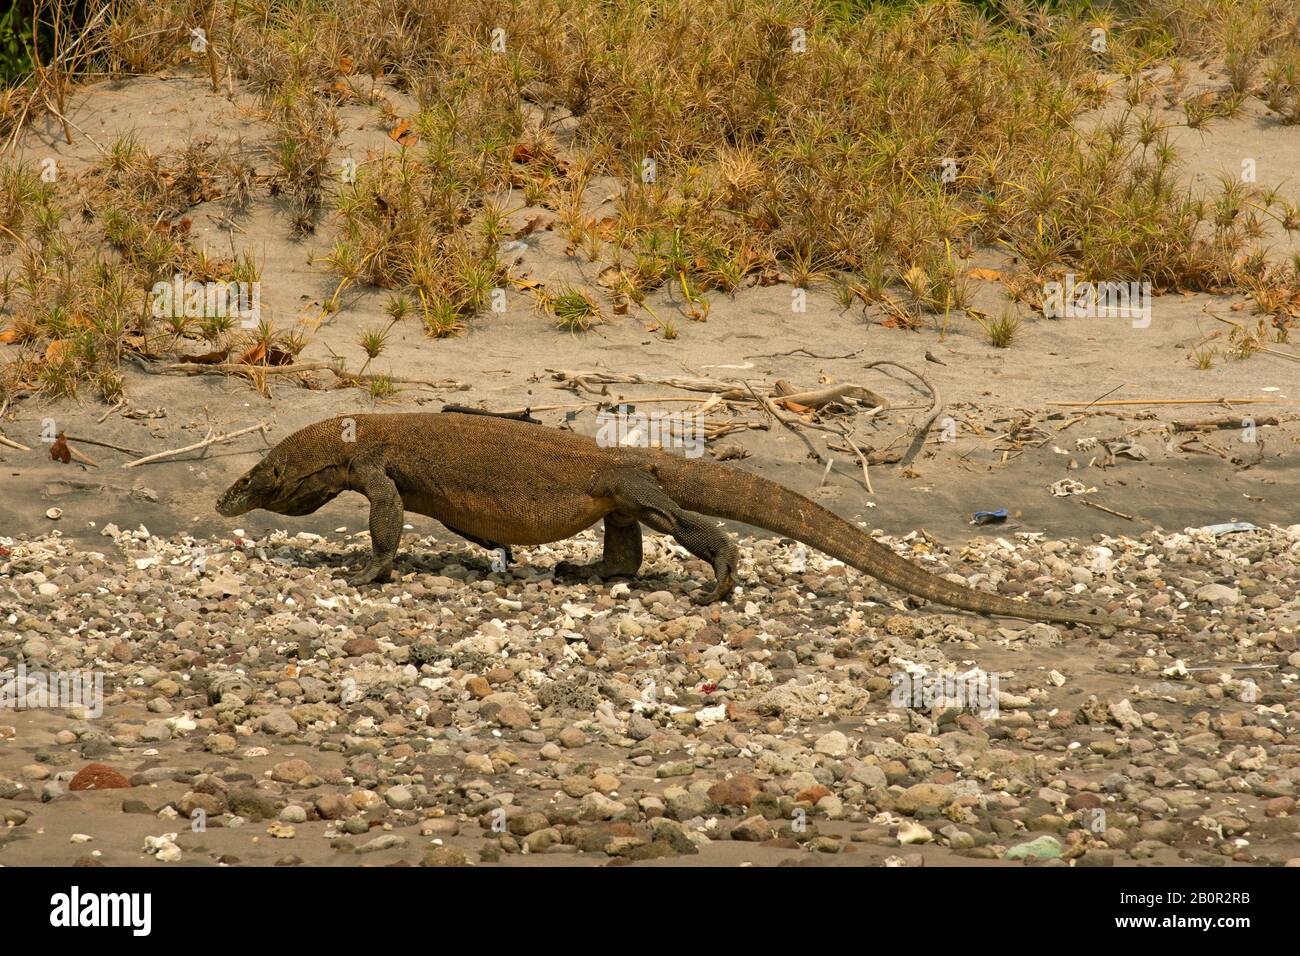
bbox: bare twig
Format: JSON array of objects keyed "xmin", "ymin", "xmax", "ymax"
[
  {"xmin": 123, "ymin": 422, "xmax": 269, "ymax": 468},
  {"xmin": 861, "ymin": 360, "xmax": 941, "ymax": 467},
  {"xmin": 1171, "ymin": 416, "xmax": 1279, "ymax": 432},
  {"xmin": 837, "ymin": 426, "xmax": 875, "ymax": 494},
  {"xmin": 64, "ymin": 434, "xmax": 146, "ymax": 457},
  {"xmin": 1048, "ymin": 398, "xmax": 1299, "ymax": 407},
  {"xmin": 1078, "ymin": 498, "xmax": 1134, "ymax": 521}
]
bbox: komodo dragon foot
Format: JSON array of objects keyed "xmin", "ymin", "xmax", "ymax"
[
  {"xmin": 554, "ymin": 513, "xmax": 643, "ymax": 581},
  {"xmin": 346, "ymin": 562, "xmax": 393, "ymax": 587},
  {"xmin": 558, "ymin": 471, "xmax": 740, "ymax": 605}
]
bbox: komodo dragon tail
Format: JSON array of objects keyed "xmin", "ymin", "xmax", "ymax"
[{"xmin": 653, "ymin": 456, "xmax": 1166, "ymax": 634}]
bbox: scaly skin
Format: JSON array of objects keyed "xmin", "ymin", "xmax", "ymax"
[{"xmin": 215, "ymin": 412, "xmax": 1168, "ymax": 633}]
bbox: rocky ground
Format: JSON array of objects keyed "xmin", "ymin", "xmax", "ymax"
[{"xmin": 2, "ymin": 519, "xmax": 1298, "ymax": 868}]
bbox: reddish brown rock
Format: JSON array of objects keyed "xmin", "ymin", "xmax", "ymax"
[
  {"xmin": 1067, "ymin": 792, "xmax": 1102, "ymax": 812},
  {"xmin": 795, "ymin": 785, "xmax": 833, "ymax": 805},
  {"xmin": 342, "ymin": 636, "xmax": 381, "ymax": 656},
  {"xmin": 1265, "ymin": 796, "xmax": 1295, "ymax": 817},
  {"xmin": 69, "ymin": 763, "xmax": 131, "ymax": 791},
  {"xmin": 708, "ymin": 775, "xmax": 764, "ymax": 807}
]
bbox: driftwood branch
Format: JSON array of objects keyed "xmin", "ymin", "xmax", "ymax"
[
  {"xmin": 153, "ymin": 360, "xmax": 468, "ymax": 392},
  {"xmin": 1171, "ymin": 415, "xmax": 1279, "ymax": 432},
  {"xmin": 860, "ymin": 360, "xmax": 942, "ymax": 467}
]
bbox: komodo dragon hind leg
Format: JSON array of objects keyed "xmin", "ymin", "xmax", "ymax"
[
  {"xmin": 347, "ymin": 450, "xmax": 403, "ymax": 587},
  {"xmin": 591, "ymin": 468, "xmax": 739, "ymax": 605},
  {"xmin": 555, "ymin": 513, "xmax": 643, "ymax": 580},
  {"xmin": 444, "ymin": 525, "xmax": 513, "ymax": 566}
]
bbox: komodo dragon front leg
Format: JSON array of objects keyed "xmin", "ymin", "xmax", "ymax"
[
  {"xmin": 347, "ymin": 466, "xmax": 512, "ymax": 581},
  {"xmin": 558, "ymin": 468, "xmax": 739, "ymax": 605},
  {"xmin": 347, "ymin": 449, "xmax": 403, "ymax": 586}
]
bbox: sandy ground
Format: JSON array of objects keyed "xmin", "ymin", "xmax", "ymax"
[{"xmin": 1, "ymin": 70, "xmax": 1298, "ymax": 868}]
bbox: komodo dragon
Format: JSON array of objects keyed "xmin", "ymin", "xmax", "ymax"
[{"xmin": 215, "ymin": 412, "xmax": 1167, "ymax": 633}]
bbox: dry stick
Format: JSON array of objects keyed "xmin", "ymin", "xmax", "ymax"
[
  {"xmin": 484, "ymin": 395, "xmax": 735, "ymax": 416},
  {"xmin": 1171, "ymin": 416, "xmax": 1279, "ymax": 432},
  {"xmin": 204, "ymin": 1, "xmax": 221, "ymax": 92},
  {"xmin": 159, "ymin": 361, "xmax": 466, "ymax": 391},
  {"xmin": 96, "ymin": 400, "xmax": 125, "ymax": 424},
  {"xmin": 1047, "ymin": 398, "xmax": 1299, "ymax": 407},
  {"xmin": 1079, "ymin": 498, "xmax": 1134, "ymax": 521},
  {"xmin": 123, "ymin": 422, "xmax": 268, "ymax": 469},
  {"xmin": 66, "ymin": 445, "xmax": 99, "ymax": 467},
  {"xmin": 551, "ymin": 369, "xmax": 888, "ymax": 412},
  {"xmin": 64, "ymin": 434, "xmax": 145, "ymax": 457},
  {"xmin": 1075, "ymin": 382, "xmax": 1128, "ymax": 413},
  {"xmin": 0, "ymin": 434, "xmax": 30, "ymax": 452},
  {"xmin": 861, "ymin": 360, "xmax": 941, "ymax": 467},
  {"xmin": 161, "ymin": 361, "xmax": 339, "ymax": 377},
  {"xmin": 39, "ymin": 92, "xmax": 108, "ymax": 156},
  {"xmin": 772, "ymin": 383, "xmax": 889, "ymax": 411},
  {"xmin": 744, "ymin": 380, "xmax": 828, "ymax": 464},
  {"xmin": 552, "ymin": 369, "xmax": 749, "ymax": 396},
  {"xmin": 836, "ymin": 426, "xmax": 875, "ymax": 494},
  {"xmin": 746, "ymin": 348, "xmax": 865, "ymax": 360},
  {"xmin": 818, "ymin": 457, "xmax": 835, "ymax": 487}
]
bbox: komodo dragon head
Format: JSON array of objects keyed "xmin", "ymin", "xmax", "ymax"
[{"xmin": 216, "ymin": 443, "xmax": 343, "ymax": 517}]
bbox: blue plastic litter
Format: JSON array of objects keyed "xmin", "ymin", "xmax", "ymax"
[
  {"xmin": 1201, "ymin": 522, "xmax": 1261, "ymax": 536},
  {"xmin": 972, "ymin": 509, "xmax": 1008, "ymax": 526}
]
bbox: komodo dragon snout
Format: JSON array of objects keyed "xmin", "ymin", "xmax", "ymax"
[{"xmin": 216, "ymin": 449, "xmax": 341, "ymax": 517}]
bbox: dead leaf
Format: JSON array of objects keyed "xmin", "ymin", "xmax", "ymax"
[
  {"xmin": 596, "ymin": 266, "xmax": 626, "ymax": 289},
  {"xmin": 513, "ymin": 215, "xmax": 546, "ymax": 239},
  {"xmin": 237, "ymin": 341, "xmax": 267, "ymax": 365},
  {"xmin": 50, "ymin": 432, "xmax": 71, "ymax": 464},
  {"xmin": 388, "ymin": 119, "xmax": 418, "ymax": 147},
  {"xmin": 0, "ymin": 327, "xmax": 17, "ymax": 344},
  {"xmin": 966, "ymin": 268, "xmax": 1004, "ymax": 282},
  {"xmin": 182, "ymin": 347, "xmax": 230, "ymax": 365}
]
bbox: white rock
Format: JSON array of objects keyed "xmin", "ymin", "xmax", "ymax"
[{"xmin": 814, "ymin": 730, "xmax": 850, "ymax": 757}]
